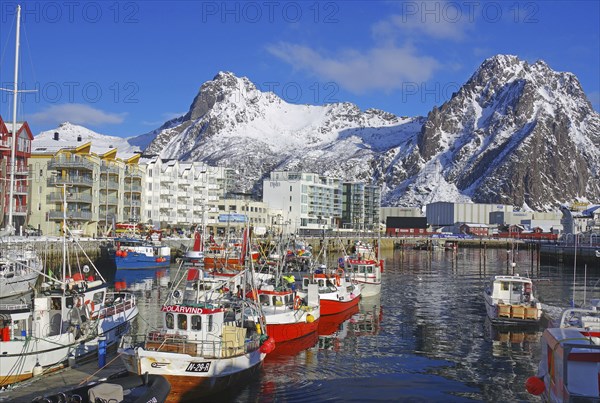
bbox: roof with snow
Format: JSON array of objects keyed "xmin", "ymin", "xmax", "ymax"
[{"xmin": 32, "ymin": 122, "xmax": 140, "ymax": 159}]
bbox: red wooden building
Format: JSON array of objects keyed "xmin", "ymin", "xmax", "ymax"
[{"xmin": 0, "ymin": 115, "xmax": 33, "ymax": 231}]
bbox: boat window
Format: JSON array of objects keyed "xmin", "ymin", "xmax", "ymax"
[
  {"xmin": 513, "ymin": 284, "xmax": 523, "ymax": 292},
  {"xmin": 208, "ymin": 315, "xmax": 214, "ymax": 332},
  {"xmin": 178, "ymin": 314, "xmax": 188, "ymax": 330},
  {"xmin": 66, "ymin": 296, "xmax": 74, "ymax": 309},
  {"xmin": 166, "ymin": 313, "xmax": 174, "ymax": 329},
  {"xmin": 51, "ymin": 298, "xmax": 61, "ymax": 310},
  {"xmin": 501, "ymin": 282, "xmax": 509, "ymax": 291},
  {"xmin": 93, "ymin": 291, "xmax": 104, "ymax": 305},
  {"xmin": 191, "ymin": 315, "xmax": 201, "ymax": 330},
  {"xmin": 259, "ymin": 294, "xmax": 270, "ymax": 306},
  {"xmin": 367, "ymin": 266, "xmax": 373, "ymax": 274}
]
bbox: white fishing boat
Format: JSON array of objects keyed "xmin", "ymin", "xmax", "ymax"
[
  {"xmin": 0, "ymin": 247, "xmax": 40, "ymax": 299},
  {"xmin": 119, "ymin": 227, "xmax": 274, "ymax": 402},
  {"xmin": 483, "ymin": 274, "xmax": 542, "ymax": 325}
]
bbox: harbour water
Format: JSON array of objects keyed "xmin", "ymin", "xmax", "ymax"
[
  {"xmin": 2, "ymin": 246, "xmax": 596, "ymax": 402},
  {"xmin": 115, "ymin": 246, "xmax": 599, "ymax": 402}
]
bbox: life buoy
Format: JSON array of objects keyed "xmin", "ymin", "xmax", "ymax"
[
  {"xmin": 84, "ymin": 299, "xmax": 95, "ymax": 313},
  {"xmin": 336, "ymin": 268, "xmax": 345, "ymax": 277},
  {"xmin": 335, "ymin": 275, "xmax": 341, "ymax": 287},
  {"xmin": 294, "ymin": 296, "xmax": 302, "ymax": 310}
]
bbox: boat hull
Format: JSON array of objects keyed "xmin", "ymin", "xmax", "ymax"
[
  {"xmin": 266, "ymin": 318, "xmax": 319, "ymax": 343},
  {"xmin": 121, "ymin": 348, "xmax": 265, "ymax": 402},
  {"xmin": 115, "ymin": 255, "xmax": 170, "ymax": 270},
  {"xmin": 320, "ymin": 295, "xmax": 360, "ymax": 316},
  {"xmin": 0, "ymin": 270, "xmax": 38, "ymax": 299},
  {"xmin": 0, "ymin": 299, "xmax": 138, "ymax": 387}
]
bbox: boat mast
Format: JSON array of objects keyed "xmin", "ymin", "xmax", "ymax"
[{"xmin": 7, "ymin": 5, "xmax": 21, "ymax": 234}]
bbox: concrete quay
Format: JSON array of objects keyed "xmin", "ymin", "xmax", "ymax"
[{"xmin": 0, "ymin": 351, "xmax": 127, "ymax": 402}]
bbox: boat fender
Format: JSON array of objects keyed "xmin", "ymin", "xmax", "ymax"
[
  {"xmin": 306, "ymin": 314, "xmax": 315, "ymax": 323},
  {"xmin": 294, "ymin": 296, "xmax": 302, "ymax": 310}
]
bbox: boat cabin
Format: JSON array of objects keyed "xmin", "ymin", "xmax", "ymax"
[
  {"xmin": 0, "ymin": 303, "xmax": 31, "ymax": 341},
  {"xmin": 303, "ymin": 275, "xmax": 337, "ymax": 294},
  {"xmin": 487, "ymin": 275, "xmax": 533, "ymax": 304},
  {"xmin": 258, "ymin": 290, "xmax": 293, "ymax": 308}
]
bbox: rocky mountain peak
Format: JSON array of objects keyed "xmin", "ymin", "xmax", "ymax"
[{"xmin": 132, "ymin": 54, "xmax": 598, "ymax": 210}]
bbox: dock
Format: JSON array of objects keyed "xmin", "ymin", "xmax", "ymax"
[{"xmin": 0, "ymin": 351, "xmax": 127, "ymax": 402}]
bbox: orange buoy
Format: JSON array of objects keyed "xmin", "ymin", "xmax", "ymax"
[{"xmin": 525, "ymin": 376, "xmax": 545, "ymax": 395}]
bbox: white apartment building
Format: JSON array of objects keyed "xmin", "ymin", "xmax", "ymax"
[
  {"xmin": 142, "ymin": 157, "xmax": 232, "ymax": 230},
  {"xmin": 262, "ymin": 171, "xmax": 343, "ymax": 234}
]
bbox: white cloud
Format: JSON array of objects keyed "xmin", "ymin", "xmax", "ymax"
[
  {"xmin": 373, "ymin": 2, "xmax": 469, "ymax": 42},
  {"xmin": 29, "ymin": 104, "xmax": 126, "ymax": 126},
  {"xmin": 267, "ymin": 42, "xmax": 440, "ymax": 94}
]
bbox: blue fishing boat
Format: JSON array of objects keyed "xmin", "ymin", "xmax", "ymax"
[{"xmin": 113, "ymin": 237, "xmax": 171, "ymax": 270}]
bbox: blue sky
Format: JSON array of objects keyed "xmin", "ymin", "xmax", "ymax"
[{"xmin": 0, "ymin": 1, "xmax": 598, "ymax": 138}]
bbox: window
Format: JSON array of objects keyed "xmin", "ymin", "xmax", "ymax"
[
  {"xmin": 191, "ymin": 315, "xmax": 201, "ymax": 330},
  {"xmin": 166, "ymin": 313, "xmax": 174, "ymax": 329},
  {"xmin": 290, "ymin": 185, "xmax": 293, "ymax": 191},
  {"xmin": 207, "ymin": 315, "xmax": 213, "ymax": 332},
  {"xmin": 178, "ymin": 314, "xmax": 188, "ymax": 330},
  {"xmin": 289, "ymin": 196, "xmax": 292, "ymax": 202},
  {"xmin": 148, "ymin": 183, "xmax": 152, "ymax": 191},
  {"xmin": 93, "ymin": 291, "xmax": 104, "ymax": 305},
  {"xmin": 501, "ymin": 282, "xmax": 509, "ymax": 291}
]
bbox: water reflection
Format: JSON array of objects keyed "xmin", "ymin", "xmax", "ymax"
[{"xmin": 107, "ymin": 247, "xmax": 599, "ymax": 402}]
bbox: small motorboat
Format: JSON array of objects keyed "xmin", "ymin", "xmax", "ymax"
[{"xmin": 31, "ymin": 371, "xmax": 171, "ymax": 403}]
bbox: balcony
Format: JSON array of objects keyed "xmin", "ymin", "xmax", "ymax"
[
  {"xmin": 9, "ymin": 205, "xmax": 27, "ymax": 215},
  {"xmin": 124, "ymin": 199, "xmax": 142, "ymax": 207},
  {"xmin": 99, "ymin": 180, "xmax": 119, "ymax": 191},
  {"xmin": 125, "ymin": 168, "xmax": 143, "ymax": 179},
  {"xmin": 124, "ymin": 184, "xmax": 143, "ymax": 193},
  {"xmin": 48, "ymin": 157, "xmax": 94, "ymax": 171},
  {"xmin": 48, "ymin": 210, "xmax": 92, "ymax": 221},
  {"xmin": 99, "ymin": 196, "xmax": 119, "ymax": 205},
  {"xmin": 47, "ymin": 192, "xmax": 93, "ymax": 204},
  {"xmin": 12, "ymin": 185, "xmax": 28, "ymax": 195},
  {"xmin": 100, "ymin": 164, "xmax": 120, "ymax": 174},
  {"xmin": 48, "ymin": 176, "xmax": 94, "ymax": 187}
]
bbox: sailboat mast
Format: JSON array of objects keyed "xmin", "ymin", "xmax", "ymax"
[{"xmin": 7, "ymin": 5, "xmax": 21, "ymax": 233}]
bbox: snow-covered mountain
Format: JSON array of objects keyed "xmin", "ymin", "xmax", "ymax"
[
  {"xmin": 140, "ymin": 71, "xmax": 424, "ymax": 195},
  {"xmin": 37, "ymin": 55, "xmax": 600, "ymax": 210},
  {"xmin": 33, "ymin": 122, "xmax": 141, "ymax": 157},
  {"xmin": 400, "ymin": 55, "xmax": 600, "ymax": 209},
  {"xmin": 140, "ymin": 56, "xmax": 599, "ymax": 209}
]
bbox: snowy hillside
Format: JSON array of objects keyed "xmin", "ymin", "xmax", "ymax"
[
  {"xmin": 33, "ymin": 122, "xmax": 141, "ymax": 158},
  {"xmin": 35, "ymin": 55, "xmax": 600, "ymax": 210},
  {"xmin": 142, "ymin": 71, "xmax": 424, "ymax": 194}
]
